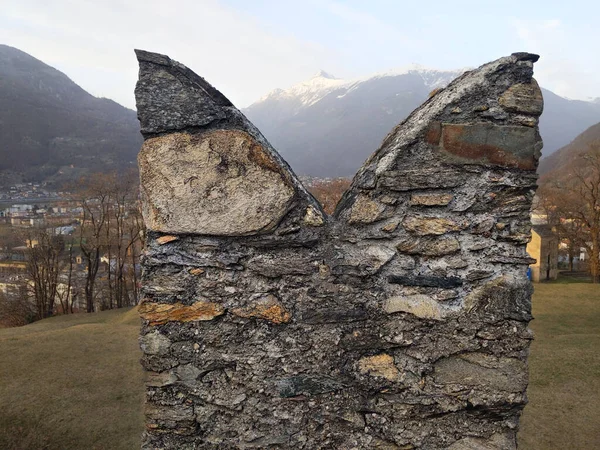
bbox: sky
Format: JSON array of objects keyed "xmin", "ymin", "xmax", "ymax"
[{"xmin": 1, "ymin": 0, "xmax": 598, "ymax": 109}]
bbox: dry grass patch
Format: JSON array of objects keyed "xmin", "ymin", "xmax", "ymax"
[
  {"xmin": 0, "ymin": 308, "xmax": 144, "ymax": 450},
  {"xmin": 518, "ymin": 283, "xmax": 600, "ymax": 449},
  {"xmin": 0, "ymin": 285, "xmax": 598, "ymax": 448}
]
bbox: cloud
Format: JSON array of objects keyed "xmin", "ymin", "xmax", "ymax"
[
  {"xmin": 0, "ymin": 0, "xmax": 338, "ymax": 108},
  {"xmin": 512, "ymin": 18, "xmax": 600, "ymax": 101}
]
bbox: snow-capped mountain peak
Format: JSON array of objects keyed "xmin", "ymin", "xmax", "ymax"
[
  {"xmin": 255, "ymin": 70, "xmax": 348, "ymax": 108},
  {"xmin": 250, "ymin": 65, "xmax": 467, "ymax": 110},
  {"xmin": 311, "ymin": 69, "xmax": 338, "ymax": 80}
]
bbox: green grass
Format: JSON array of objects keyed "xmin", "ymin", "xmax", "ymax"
[
  {"xmin": 0, "ymin": 286, "xmax": 598, "ymax": 449},
  {"xmin": 519, "ymin": 284, "xmax": 600, "ymax": 449}
]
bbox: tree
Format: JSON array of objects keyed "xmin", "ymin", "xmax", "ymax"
[
  {"xmin": 74, "ymin": 173, "xmax": 112, "ymax": 312},
  {"xmin": 0, "ymin": 289, "xmax": 36, "ymax": 327},
  {"xmin": 539, "ymin": 141, "xmax": 600, "ymax": 282},
  {"xmin": 71, "ymin": 169, "xmax": 143, "ymax": 312},
  {"xmin": 308, "ymin": 178, "xmax": 352, "ymax": 214},
  {"xmin": 23, "ymin": 227, "xmax": 65, "ymax": 318}
]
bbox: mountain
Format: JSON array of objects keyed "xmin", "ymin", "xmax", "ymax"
[
  {"xmin": 538, "ymin": 121, "xmax": 600, "ymax": 175},
  {"xmin": 0, "ymin": 44, "xmax": 142, "ymax": 185},
  {"xmin": 244, "ymin": 67, "xmax": 600, "ymax": 177}
]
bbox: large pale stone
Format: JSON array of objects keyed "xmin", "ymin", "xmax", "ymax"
[
  {"xmin": 383, "ymin": 295, "xmax": 451, "ymax": 320},
  {"xmin": 499, "ymin": 79, "xmax": 543, "ymax": 115},
  {"xmin": 348, "ymin": 194, "xmax": 384, "ymax": 224},
  {"xmin": 139, "ymin": 130, "xmax": 295, "ymax": 235},
  {"xmin": 434, "ymin": 353, "xmax": 527, "ymax": 393},
  {"xmin": 139, "ymin": 331, "xmax": 171, "ymax": 355},
  {"xmin": 402, "ymin": 215, "xmax": 463, "ymax": 235}
]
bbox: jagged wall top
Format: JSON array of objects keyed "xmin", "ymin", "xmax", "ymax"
[{"xmin": 136, "ymin": 50, "xmax": 543, "ymax": 449}]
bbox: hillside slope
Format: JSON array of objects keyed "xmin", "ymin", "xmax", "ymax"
[
  {"xmin": 1, "ymin": 287, "xmax": 598, "ymax": 449},
  {"xmin": 0, "ymin": 45, "xmax": 142, "ymax": 184},
  {"xmin": 0, "ymin": 307, "xmax": 143, "ymax": 450},
  {"xmin": 538, "ymin": 121, "xmax": 600, "ymax": 175},
  {"xmin": 244, "ymin": 69, "xmax": 600, "ymax": 177}
]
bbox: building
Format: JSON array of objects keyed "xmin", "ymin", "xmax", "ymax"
[{"xmin": 526, "ymin": 225, "xmax": 559, "ymax": 282}]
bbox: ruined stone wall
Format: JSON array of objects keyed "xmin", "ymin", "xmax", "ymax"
[{"xmin": 135, "ymin": 50, "xmax": 543, "ymax": 449}]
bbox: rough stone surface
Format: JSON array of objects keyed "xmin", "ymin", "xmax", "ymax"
[
  {"xmin": 440, "ymin": 123, "xmax": 540, "ymax": 169},
  {"xmin": 138, "ymin": 300, "xmax": 225, "ymax": 325},
  {"xmin": 136, "ymin": 50, "xmax": 542, "ymax": 449},
  {"xmin": 402, "ymin": 215, "xmax": 464, "ymax": 235},
  {"xmin": 139, "ymin": 130, "xmax": 295, "ymax": 235},
  {"xmin": 358, "ymin": 354, "xmax": 400, "ymax": 381},
  {"xmin": 383, "ymin": 294, "xmax": 450, "ymax": 320},
  {"xmin": 410, "ymin": 192, "xmax": 454, "ymax": 206},
  {"xmin": 499, "ymin": 79, "xmax": 544, "ymax": 115},
  {"xmin": 231, "ymin": 294, "xmax": 291, "ymax": 324},
  {"xmin": 348, "ymin": 194, "xmax": 384, "ymax": 223}
]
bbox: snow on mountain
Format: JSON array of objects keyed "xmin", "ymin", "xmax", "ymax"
[
  {"xmin": 251, "ymin": 65, "xmax": 465, "ymax": 112},
  {"xmin": 243, "ymin": 65, "xmax": 600, "ymax": 178},
  {"xmin": 256, "ymin": 70, "xmax": 348, "ymax": 109}
]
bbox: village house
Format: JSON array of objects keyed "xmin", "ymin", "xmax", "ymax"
[{"xmin": 527, "ymin": 225, "xmax": 559, "ymax": 282}]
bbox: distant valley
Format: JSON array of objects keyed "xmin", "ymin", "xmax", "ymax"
[
  {"xmin": 0, "ymin": 44, "xmax": 141, "ymax": 186},
  {"xmin": 1, "ymin": 44, "xmax": 600, "ymax": 184}
]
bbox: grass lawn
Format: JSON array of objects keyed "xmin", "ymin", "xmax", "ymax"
[
  {"xmin": 519, "ymin": 283, "xmax": 600, "ymax": 449},
  {"xmin": 0, "ymin": 308, "xmax": 144, "ymax": 450},
  {"xmin": 0, "ymin": 285, "xmax": 598, "ymax": 449}
]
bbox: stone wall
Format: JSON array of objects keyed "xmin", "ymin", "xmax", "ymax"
[{"xmin": 135, "ymin": 50, "xmax": 543, "ymax": 449}]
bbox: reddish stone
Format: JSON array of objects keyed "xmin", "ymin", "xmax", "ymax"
[{"xmin": 440, "ymin": 123, "xmax": 538, "ymax": 170}]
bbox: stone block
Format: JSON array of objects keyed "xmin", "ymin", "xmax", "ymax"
[
  {"xmin": 396, "ymin": 236, "xmax": 460, "ymax": 256},
  {"xmin": 139, "ymin": 300, "xmax": 225, "ymax": 325},
  {"xmin": 410, "ymin": 193, "xmax": 453, "ymax": 206},
  {"xmin": 439, "ymin": 123, "xmax": 540, "ymax": 170},
  {"xmin": 383, "ymin": 295, "xmax": 451, "ymax": 320},
  {"xmin": 402, "ymin": 215, "xmax": 464, "ymax": 235},
  {"xmin": 348, "ymin": 194, "xmax": 384, "ymax": 224},
  {"xmin": 139, "ymin": 130, "xmax": 295, "ymax": 235},
  {"xmin": 231, "ymin": 294, "xmax": 291, "ymax": 324},
  {"xmin": 499, "ymin": 79, "xmax": 543, "ymax": 115}
]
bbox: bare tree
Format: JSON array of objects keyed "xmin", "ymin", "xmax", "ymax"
[
  {"xmin": 540, "ymin": 141, "xmax": 600, "ymax": 282},
  {"xmin": 23, "ymin": 227, "xmax": 65, "ymax": 318},
  {"xmin": 72, "ymin": 170, "xmax": 143, "ymax": 311},
  {"xmin": 75, "ymin": 174, "xmax": 111, "ymax": 312}
]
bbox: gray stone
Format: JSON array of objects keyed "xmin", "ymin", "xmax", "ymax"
[
  {"xmin": 388, "ymin": 274, "xmax": 463, "ymax": 288},
  {"xmin": 135, "ymin": 49, "xmax": 233, "ymax": 136},
  {"xmin": 434, "ymin": 352, "xmax": 527, "ymax": 393},
  {"xmin": 276, "ymin": 375, "xmax": 345, "ymax": 397},
  {"xmin": 448, "ymin": 432, "xmax": 516, "ymax": 450},
  {"xmin": 137, "ymin": 51, "xmax": 542, "ymax": 449},
  {"xmin": 396, "ymin": 236, "xmax": 461, "ymax": 256},
  {"xmin": 499, "ymin": 79, "xmax": 544, "ymax": 115},
  {"xmin": 139, "ymin": 331, "xmax": 171, "ymax": 356},
  {"xmin": 440, "ymin": 123, "xmax": 540, "ymax": 170}
]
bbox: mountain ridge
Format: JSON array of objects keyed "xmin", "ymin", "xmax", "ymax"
[
  {"xmin": 0, "ymin": 44, "xmax": 142, "ymax": 185},
  {"xmin": 244, "ymin": 66, "xmax": 600, "ymax": 177},
  {"xmin": 2, "ymin": 45, "xmax": 600, "ymax": 183}
]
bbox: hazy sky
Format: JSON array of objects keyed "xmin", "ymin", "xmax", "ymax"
[{"xmin": 1, "ymin": 0, "xmax": 598, "ymax": 109}]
